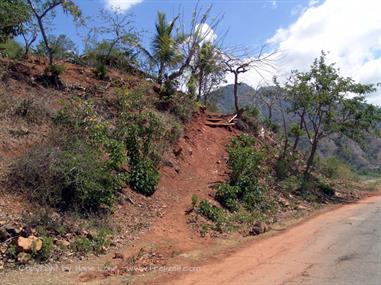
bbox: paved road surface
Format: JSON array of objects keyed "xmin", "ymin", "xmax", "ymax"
[{"xmin": 168, "ymin": 195, "xmax": 381, "ymax": 285}]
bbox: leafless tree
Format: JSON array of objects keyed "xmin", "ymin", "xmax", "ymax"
[
  {"xmin": 97, "ymin": 9, "xmax": 139, "ymax": 65},
  {"xmin": 20, "ymin": 21, "xmax": 38, "ymax": 57},
  {"xmin": 257, "ymin": 85, "xmax": 277, "ymax": 121},
  {"xmin": 167, "ymin": 4, "xmax": 224, "ymax": 83},
  {"xmin": 222, "ymin": 47, "xmax": 275, "ymax": 117}
]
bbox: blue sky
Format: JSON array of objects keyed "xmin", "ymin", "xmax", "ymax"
[
  {"xmin": 49, "ymin": 0, "xmax": 380, "ymax": 104},
  {"xmin": 53, "ymin": 0, "xmax": 310, "ymax": 50}
]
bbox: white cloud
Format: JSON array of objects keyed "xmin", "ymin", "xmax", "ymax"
[
  {"xmin": 196, "ymin": 23, "xmax": 217, "ymax": 44},
  {"xmin": 241, "ymin": 0, "xmax": 381, "ymax": 105},
  {"xmin": 271, "ymin": 1, "xmax": 278, "ymax": 9},
  {"xmin": 104, "ymin": 0, "xmax": 143, "ymax": 12}
]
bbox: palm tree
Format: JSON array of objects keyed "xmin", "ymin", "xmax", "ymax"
[{"xmin": 139, "ymin": 12, "xmax": 181, "ymax": 84}]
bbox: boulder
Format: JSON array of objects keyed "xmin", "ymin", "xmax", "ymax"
[
  {"xmin": 16, "ymin": 236, "xmax": 43, "ymax": 252},
  {"xmin": 0, "ymin": 228, "xmax": 10, "ymax": 242},
  {"xmin": 20, "ymin": 227, "xmax": 32, "ymax": 238},
  {"xmin": 6, "ymin": 226, "xmax": 22, "ymax": 236},
  {"xmin": 250, "ymin": 221, "xmax": 268, "ymax": 236}
]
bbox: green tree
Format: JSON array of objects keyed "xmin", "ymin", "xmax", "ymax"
[
  {"xmin": 285, "ymin": 52, "xmax": 381, "ymax": 182},
  {"xmin": 35, "ymin": 34, "xmax": 77, "ymax": 60},
  {"xmin": 0, "ymin": 39, "xmax": 23, "ymax": 58},
  {"xmin": 191, "ymin": 42, "xmax": 226, "ymax": 102},
  {"xmin": 0, "ymin": 0, "xmax": 30, "ymax": 42},
  {"xmin": 86, "ymin": 9, "xmax": 140, "ymax": 68},
  {"xmin": 140, "ymin": 11, "xmax": 181, "ymax": 85},
  {"xmin": 25, "ymin": 0, "xmax": 81, "ymax": 65},
  {"xmin": 139, "ymin": 5, "xmax": 223, "ymax": 95}
]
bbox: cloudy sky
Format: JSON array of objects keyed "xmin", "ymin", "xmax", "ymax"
[{"xmin": 52, "ymin": 0, "xmax": 381, "ymax": 104}]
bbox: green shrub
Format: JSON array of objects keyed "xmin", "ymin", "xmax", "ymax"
[
  {"xmin": 116, "ymin": 109, "xmax": 182, "ymax": 195},
  {"xmin": 279, "ymin": 175, "xmax": 300, "ymax": 193},
  {"xmin": 93, "ymin": 63, "xmax": 107, "ymax": 80},
  {"xmin": 200, "ymin": 224, "xmax": 208, "ymax": 237},
  {"xmin": 93, "ymin": 229, "xmax": 110, "ymax": 254},
  {"xmin": 198, "ymin": 200, "xmax": 225, "ymax": 223},
  {"xmin": 242, "ymin": 190, "xmax": 265, "ymax": 212},
  {"xmin": 213, "ymin": 135, "xmax": 270, "ymax": 213},
  {"xmin": 6, "ymin": 245, "xmax": 17, "ymax": 259},
  {"xmin": 39, "ymin": 236, "xmax": 54, "ymax": 261},
  {"xmin": 0, "ymin": 39, "xmax": 23, "ymax": 58},
  {"xmin": 72, "ymin": 237, "xmax": 93, "ymax": 253},
  {"xmin": 52, "ymin": 140, "xmax": 122, "ymax": 210},
  {"xmin": 263, "ymin": 118, "xmax": 279, "ymax": 133},
  {"xmin": 168, "ymin": 92, "xmax": 197, "ymax": 123},
  {"xmin": 129, "ymin": 158, "xmax": 159, "ymax": 196},
  {"xmin": 241, "ymin": 106, "xmax": 260, "ymax": 133},
  {"xmin": 215, "ymin": 183, "xmax": 240, "ymax": 212},
  {"xmin": 227, "ymin": 134, "xmax": 262, "ymax": 184},
  {"xmin": 118, "ymin": 111, "xmax": 166, "ymax": 164},
  {"xmin": 319, "ymin": 156, "xmax": 357, "ymax": 181},
  {"xmin": 318, "ymin": 181, "xmax": 335, "ymax": 196},
  {"xmin": 44, "ymin": 64, "xmax": 65, "ymax": 76},
  {"xmin": 39, "ymin": 64, "xmax": 65, "ymax": 87},
  {"xmin": 10, "ymin": 138, "xmax": 123, "ymax": 212},
  {"xmin": 275, "ymin": 159, "xmax": 289, "ymax": 179},
  {"xmin": 191, "ymin": 194, "xmax": 199, "ymax": 208}
]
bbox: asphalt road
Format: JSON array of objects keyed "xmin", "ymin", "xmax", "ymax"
[{"xmin": 168, "ymin": 195, "xmax": 381, "ymax": 285}]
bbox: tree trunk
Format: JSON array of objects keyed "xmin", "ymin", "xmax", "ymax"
[
  {"xmin": 292, "ymin": 114, "xmax": 304, "ymax": 152},
  {"xmin": 279, "ymin": 99, "xmax": 288, "ymax": 160},
  {"xmin": 198, "ymin": 69, "xmax": 203, "ymax": 102},
  {"xmin": 24, "ymin": 45, "xmax": 30, "ymax": 58},
  {"xmin": 233, "ymin": 72, "xmax": 240, "ymax": 116},
  {"xmin": 303, "ymin": 138, "xmax": 318, "ymax": 181},
  {"xmin": 36, "ymin": 16, "xmax": 53, "ymax": 65},
  {"xmin": 157, "ymin": 63, "xmax": 164, "ymax": 85}
]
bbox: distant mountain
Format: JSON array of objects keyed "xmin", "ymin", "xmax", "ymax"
[
  {"xmin": 210, "ymin": 84, "xmax": 381, "ymax": 172},
  {"xmin": 209, "ymin": 83, "xmax": 257, "ymax": 113}
]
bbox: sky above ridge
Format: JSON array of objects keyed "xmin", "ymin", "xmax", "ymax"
[{"xmin": 50, "ymin": 0, "xmax": 381, "ymax": 104}]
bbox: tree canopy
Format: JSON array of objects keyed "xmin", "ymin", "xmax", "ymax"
[
  {"xmin": 285, "ymin": 52, "xmax": 381, "ymax": 179},
  {"xmin": 0, "ymin": 0, "xmax": 31, "ymax": 42}
]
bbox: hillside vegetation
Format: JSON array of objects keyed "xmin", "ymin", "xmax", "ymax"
[
  {"xmin": 210, "ymin": 83, "xmax": 381, "ymax": 173},
  {"xmin": 0, "ymin": 1, "xmax": 380, "ymax": 278}
]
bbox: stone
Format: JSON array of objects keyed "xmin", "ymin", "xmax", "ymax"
[
  {"xmin": 17, "ymin": 252, "xmax": 31, "ymax": 264},
  {"xmin": 20, "ymin": 227, "xmax": 31, "ymax": 238},
  {"xmin": 113, "ymin": 252, "xmax": 125, "ymax": 259},
  {"xmin": 0, "ymin": 228, "xmax": 10, "ymax": 242},
  {"xmin": 16, "ymin": 236, "xmax": 43, "ymax": 252},
  {"xmin": 250, "ymin": 221, "xmax": 268, "ymax": 236},
  {"xmin": 6, "ymin": 226, "xmax": 22, "ymax": 236}
]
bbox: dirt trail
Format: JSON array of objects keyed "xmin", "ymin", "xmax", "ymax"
[
  {"xmin": 0, "ymin": 112, "xmax": 237, "ymax": 285},
  {"xmin": 148, "ymin": 114, "xmax": 235, "ymax": 247},
  {"xmin": 160, "ymin": 195, "xmax": 381, "ymax": 285}
]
